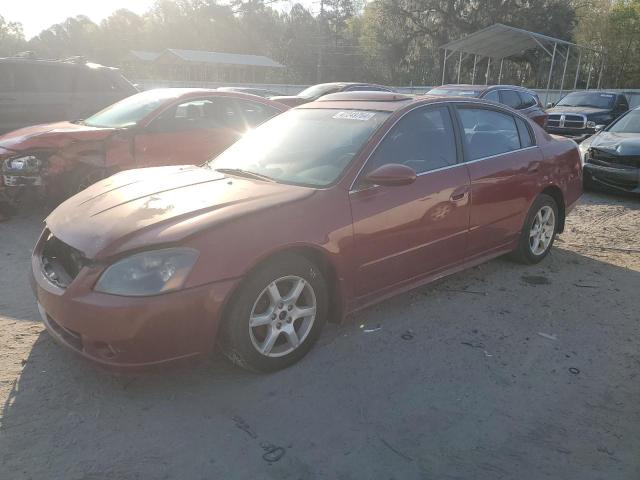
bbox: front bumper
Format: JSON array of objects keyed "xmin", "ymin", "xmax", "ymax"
[
  {"xmin": 30, "ymin": 232, "xmax": 238, "ymax": 369},
  {"xmin": 546, "ymin": 128, "xmax": 593, "ymax": 143},
  {"xmin": 2, "ymin": 173, "xmax": 43, "ymax": 187},
  {"xmin": 584, "ymin": 163, "xmax": 640, "ymax": 194}
]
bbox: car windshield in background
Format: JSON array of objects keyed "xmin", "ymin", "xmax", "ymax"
[
  {"xmin": 209, "ymin": 108, "xmax": 389, "ymax": 187},
  {"xmin": 428, "ymin": 88, "xmax": 481, "ymax": 97},
  {"xmin": 82, "ymin": 90, "xmax": 181, "ymax": 128},
  {"xmin": 556, "ymin": 92, "xmax": 615, "ymax": 109},
  {"xmin": 608, "ymin": 110, "xmax": 640, "ymax": 133},
  {"xmin": 297, "ymin": 84, "xmax": 340, "ymax": 100}
]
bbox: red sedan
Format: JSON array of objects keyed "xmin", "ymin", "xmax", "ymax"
[
  {"xmin": 31, "ymin": 91, "xmax": 582, "ymax": 372},
  {"xmin": 0, "ymin": 89, "xmax": 287, "ymax": 203}
]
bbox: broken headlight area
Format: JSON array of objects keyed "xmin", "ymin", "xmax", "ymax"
[
  {"xmin": 2, "ymin": 153, "xmax": 48, "ymax": 187},
  {"xmin": 2, "ymin": 154, "xmax": 44, "ymax": 173}
]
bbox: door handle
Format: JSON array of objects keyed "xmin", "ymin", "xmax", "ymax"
[{"xmin": 450, "ymin": 187, "xmax": 469, "ymax": 202}]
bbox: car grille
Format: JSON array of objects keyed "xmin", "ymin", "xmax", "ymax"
[
  {"xmin": 547, "ymin": 113, "xmax": 587, "ymax": 130},
  {"xmin": 41, "ymin": 231, "xmax": 86, "ymax": 288},
  {"xmin": 588, "ymin": 149, "xmax": 640, "ymax": 169}
]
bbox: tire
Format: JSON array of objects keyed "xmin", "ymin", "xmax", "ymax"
[
  {"xmin": 218, "ymin": 253, "xmax": 328, "ymax": 372},
  {"xmin": 510, "ymin": 194, "xmax": 559, "ymax": 264}
]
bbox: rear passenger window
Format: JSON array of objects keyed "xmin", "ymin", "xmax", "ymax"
[
  {"xmin": 515, "ymin": 117, "xmax": 534, "ymax": 147},
  {"xmin": 519, "ymin": 92, "xmax": 537, "ymax": 109},
  {"xmin": 457, "ymin": 108, "xmax": 521, "ymax": 161},
  {"xmin": 366, "ymin": 105, "xmax": 457, "ymax": 175},
  {"xmin": 500, "ymin": 90, "xmax": 522, "ymax": 109}
]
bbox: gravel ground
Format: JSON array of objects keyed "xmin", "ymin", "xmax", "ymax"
[{"xmin": 0, "ymin": 191, "xmax": 638, "ymax": 480}]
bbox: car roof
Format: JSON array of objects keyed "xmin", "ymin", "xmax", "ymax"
[
  {"xmin": 0, "ymin": 57, "xmax": 117, "ymax": 71},
  {"xmin": 437, "ymin": 84, "xmax": 537, "ymax": 94},
  {"xmin": 302, "ymin": 91, "xmax": 506, "ymax": 113},
  {"xmin": 139, "ymin": 88, "xmax": 289, "ymax": 109}
]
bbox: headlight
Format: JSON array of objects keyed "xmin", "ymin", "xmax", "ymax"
[
  {"xmin": 3, "ymin": 155, "xmax": 42, "ymax": 172},
  {"xmin": 94, "ymin": 248, "xmax": 199, "ymax": 296},
  {"xmin": 578, "ymin": 142, "xmax": 590, "ymax": 166},
  {"xmin": 586, "ymin": 121, "xmax": 596, "ymax": 129}
]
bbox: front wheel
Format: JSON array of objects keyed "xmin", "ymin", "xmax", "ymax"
[
  {"xmin": 218, "ymin": 254, "xmax": 328, "ymax": 372},
  {"xmin": 511, "ymin": 194, "xmax": 559, "ymax": 264}
]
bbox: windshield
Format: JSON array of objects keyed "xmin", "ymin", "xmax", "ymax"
[
  {"xmin": 83, "ymin": 90, "xmax": 181, "ymax": 128},
  {"xmin": 428, "ymin": 88, "xmax": 481, "ymax": 97},
  {"xmin": 557, "ymin": 92, "xmax": 615, "ymax": 109},
  {"xmin": 608, "ymin": 110, "xmax": 640, "ymax": 133},
  {"xmin": 208, "ymin": 108, "xmax": 389, "ymax": 187},
  {"xmin": 297, "ymin": 84, "xmax": 342, "ymax": 100}
]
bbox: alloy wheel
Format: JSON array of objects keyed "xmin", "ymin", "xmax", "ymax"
[
  {"xmin": 248, "ymin": 275, "xmax": 317, "ymax": 358},
  {"xmin": 529, "ymin": 205, "xmax": 555, "ymax": 256}
]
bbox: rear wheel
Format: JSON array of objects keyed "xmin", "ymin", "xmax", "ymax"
[
  {"xmin": 511, "ymin": 194, "xmax": 559, "ymax": 264},
  {"xmin": 218, "ymin": 253, "xmax": 328, "ymax": 372}
]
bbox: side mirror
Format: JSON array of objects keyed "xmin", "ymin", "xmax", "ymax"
[
  {"xmin": 546, "ymin": 102, "xmax": 555, "ymax": 109},
  {"xmin": 365, "ymin": 164, "xmax": 417, "ymax": 187},
  {"xmin": 595, "ymin": 124, "xmax": 606, "ymax": 133}
]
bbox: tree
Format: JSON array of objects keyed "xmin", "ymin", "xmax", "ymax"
[{"xmin": 0, "ymin": 16, "xmax": 27, "ymax": 56}]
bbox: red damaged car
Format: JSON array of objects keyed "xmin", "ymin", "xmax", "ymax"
[
  {"xmin": 31, "ymin": 92, "xmax": 582, "ymax": 372},
  {"xmin": 0, "ymin": 88, "xmax": 287, "ymax": 204}
]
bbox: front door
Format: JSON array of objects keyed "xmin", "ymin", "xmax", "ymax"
[
  {"xmin": 349, "ymin": 105, "xmax": 471, "ymax": 300},
  {"xmin": 134, "ymin": 97, "xmax": 243, "ymax": 167}
]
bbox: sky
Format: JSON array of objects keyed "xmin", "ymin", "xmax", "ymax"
[{"xmin": 2, "ymin": 0, "xmax": 317, "ymax": 40}]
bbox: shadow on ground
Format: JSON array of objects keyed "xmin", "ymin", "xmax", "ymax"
[{"xmin": 1, "ymin": 247, "xmax": 639, "ymax": 480}]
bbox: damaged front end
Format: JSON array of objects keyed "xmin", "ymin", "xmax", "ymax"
[
  {"xmin": 584, "ymin": 147, "xmax": 640, "ymax": 194},
  {"xmin": 2, "ymin": 152, "xmax": 48, "ymax": 187}
]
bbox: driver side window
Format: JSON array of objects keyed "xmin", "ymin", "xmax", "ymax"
[{"xmin": 364, "ymin": 105, "xmax": 458, "ymax": 177}]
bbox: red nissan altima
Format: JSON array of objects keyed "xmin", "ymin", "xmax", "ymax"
[{"xmin": 31, "ymin": 91, "xmax": 582, "ymax": 372}]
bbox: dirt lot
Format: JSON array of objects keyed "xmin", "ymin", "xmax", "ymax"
[{"xmin": 0, "ymin": 191, "xmax": 639, "ymax": 480}]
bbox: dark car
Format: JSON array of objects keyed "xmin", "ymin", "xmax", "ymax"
[
  {"xmin": 0, "ymin": 89, "xmax": 287, "ymax": 204},
  {"xmin": 0, "ymin": 55, "xmax": 137, "ymax": 134},
  {"xmin": 31, "ymin": 91, "xmax": 581, "ymax": 372},
  {"xmin": 426, "ymin": 84, "xmax": 548, "ymax": 128},
  {"xmin": 217, "ymin": 87, "xmax": 284, "ymax": 98},
  {"xmin": 546, "ymin": 91, "xmax": 629, "ymax": 142},
  {"xmin": 270, "ymin": 82, "xmax": 394, "ymax": 107},
  {"xmin": 578, "ymin": 106, "xmax": 640, "ymax": 194}
]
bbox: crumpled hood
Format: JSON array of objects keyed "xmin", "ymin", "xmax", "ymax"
[
  {"xmin": 46, "ymin": 165, "xmax": 313, "ymax": 259},
  {"xmin": 583, "ymin": 132, "xmax": 640, "ymax": 156},
  {"xmin": 0, "ymin": 121, "xmax": 115, "ymax": 153},
  {"xmin": 546, "ymin": 106, "xmax": 611, "ymax": 117}
]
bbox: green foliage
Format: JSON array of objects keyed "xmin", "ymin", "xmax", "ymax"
[{"xmin": 1, "ymin": 0, "xmax": 637, "ymax": 86}]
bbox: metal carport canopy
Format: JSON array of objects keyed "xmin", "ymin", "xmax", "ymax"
[
  {"xmin": 439, "ymin": 23, "xmax": 604, "ymax": 102},
  {"xmin": 441, "ymin": 23, "xmax": 576, "ymax": 60}
]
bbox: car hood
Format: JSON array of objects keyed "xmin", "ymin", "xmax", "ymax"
[
  {"xmin": 546, "ymin": 106, "xmax": 610, "ymax": 117},
  {"xmin": 583, "ymin": 132, "xmax": 640, "ymax": 156},
  {"xmin": 46, "ymin": 165, "xmax": 314, "ymax": 259},
  {"xmin": 0, "ymin": 121, "xmax": 115, "ymax": 153}
]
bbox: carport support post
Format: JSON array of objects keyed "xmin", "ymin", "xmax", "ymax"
[
  {"xmin": 471, "ymin": 55, "xmax": 478, "ymax": 84},
  {"xmin": 498, "ymin": 58, "xmax": 504, "ymax": 84},
  {"xmin": 574, "ymin": 48, "xmax": 582, "ymax": 89},
  {"xmin": 457, "ymin": 51, "xmax": 463, "ymax": 83},
  {"xmin": 442, "ymin": 49, "xmax": 448, "ymax": 85},
  {"xmin": 597, "ymin": 52, "xmax": 605, "ymax": 89},
  {"xmin": 485, "ymin": 57, "xmax": 491, "ymax": 85},
  {"xmin": 559, "ymin": 46, "xmax": 570, "ymax": 97},
  {"xmin": 586, "ymin": 60, "xmax": 593, "ymax": 90},
  {"xmin": 544, "ymin": 42, "xmax": 558, "ymax": 105}
]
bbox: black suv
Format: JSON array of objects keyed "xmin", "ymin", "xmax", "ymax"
[
  {"xmin": 0, "ymin": 55, "xmax": 137, "ymax": 134},
  {"xmin": 546, "ymin": 91, "xmax": 629, "ymax": 142}
]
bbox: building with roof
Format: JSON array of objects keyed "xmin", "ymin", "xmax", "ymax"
[{"xmin": 121, "ymin": 48, "xmax": 285, "ymax": 83}]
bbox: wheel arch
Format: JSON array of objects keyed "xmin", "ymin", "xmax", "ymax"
[
  {"xmin": 540, "ymin": 184, "xmax": 566, "ymax": 233},
  {"xmin": 222, "ymin": 244, "xmax": 346, "ymax": 325}
]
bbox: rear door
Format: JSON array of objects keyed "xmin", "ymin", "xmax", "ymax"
[
  {"xmin": 453, "ymin": 105, "xmax": 543, "ymax": 261},
  {"xmin": 0, "ymin": 62, "xmax": 24, "ymax": 133},
  {"xmin": 349, "ymin": 104, "xmax": 470, "ymax": 300}
]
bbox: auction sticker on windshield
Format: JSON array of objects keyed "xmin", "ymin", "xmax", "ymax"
[{"xmin": 333, "ymin": 111, "xmax": 376, "ymax": 121}]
